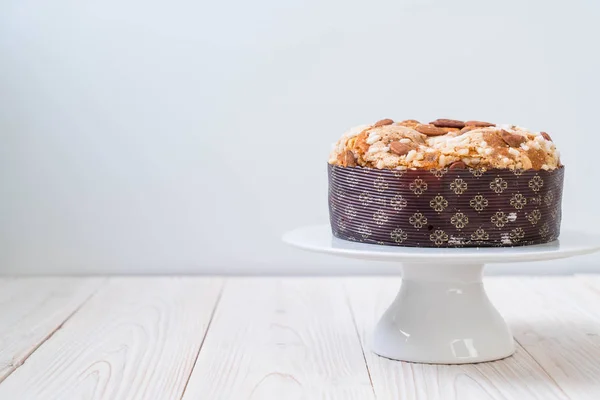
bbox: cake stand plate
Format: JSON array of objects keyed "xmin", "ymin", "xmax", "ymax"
[{"xmin": 282, "ymin": 225, "xmax": 600, "ymax": 364}]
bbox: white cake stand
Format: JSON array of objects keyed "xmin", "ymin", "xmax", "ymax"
[{"xmin": 282, "ymin": 225, "xmax": 600, "ymax": 364}]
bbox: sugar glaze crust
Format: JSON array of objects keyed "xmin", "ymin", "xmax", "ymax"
[{"xmin": 328, "ymin": 118, "xmax": 561, "ymax": 171}]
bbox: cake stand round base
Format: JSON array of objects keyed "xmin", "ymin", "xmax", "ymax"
[
  {"xmin": 282, "ymin": 225, "xmax": 600, "ymax": 364},
  {"xmin": 373, "ymin": 263, "xmax": 514, "ymax": 364}
]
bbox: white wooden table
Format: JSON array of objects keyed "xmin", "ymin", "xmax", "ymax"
[{"xmin": 0, "ymin": 276, "xmax": 599, "ymax": 399}]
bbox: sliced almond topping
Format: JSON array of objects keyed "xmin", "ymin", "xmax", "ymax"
[
  {"xmin": 397, "ymin": 119, "xmax": 420, "ymax": 127},
  {"xmin": 373, "ymin": 118, "xmax": 394, "ymax": 127},
  {"xmin": 500, "ymin": 129, "xmax": 527, "ymax": 148},
  {"xmin": 460, "ymin": 126, "xmax": 477, "ymax": 134},
  {"xmin": 465, "ymin": 120, "xmax": 495, "ymax": 127},
  {"xmin": 343, "ymin": 150, "xmax": 357, "ymax": 167},
  {"xmin": 389, "ymin": 141, "xmax": 412, "ymax": 156},
  {"xmin": 415, "ymin": 124, "xmax": 447, "ymax": 136},
  {"xmin": 449, "ymin": 161, "xmax": 467, "ymax": 169},
  {"xmin": 540, "ymin": 131, "xmax": 553, "ymax": 142},
  {"xmin": 430, "ymin": 119, "xmax": 465, "ymax": 128}
]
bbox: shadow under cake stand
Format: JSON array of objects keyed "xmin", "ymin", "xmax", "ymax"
[{"xmin": 282, "ymin": 225, "xmax": 600, "ymax": 364}]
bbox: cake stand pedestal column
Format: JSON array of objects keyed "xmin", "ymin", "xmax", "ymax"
[
  {"xmin": 373, "ymin": 263, "xmax": 514, "ymax": 364},
  {"xmin": 282, "ymin": 225, "xmax": 600, "ymax": 364}
]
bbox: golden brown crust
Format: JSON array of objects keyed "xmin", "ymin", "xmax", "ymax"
[
  {"xmin": 526, "ymin": 148, "xmax": 547, "ymax": 170},
  {"xmin": 354, "ymin": 130, "xmax": 370, "ymax": 154},
  {"xmin": 482, "ymin": 131, "xmax": 507, "ymax": 148},
  {"xmin": 328, "ymin": 118, "xmax": 561, "ymax": 171},
  {"xmin": 397, "ymin": 119, "xmax": 420, "ymax": 128},
  {"xmin": 441, "ymin": 127, "xmax": 461, "ymax": 134}
]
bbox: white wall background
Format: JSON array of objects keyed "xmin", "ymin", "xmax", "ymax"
[{"xmin": 1, "ymin": 0, "xmax": 599, "ymax": 275}]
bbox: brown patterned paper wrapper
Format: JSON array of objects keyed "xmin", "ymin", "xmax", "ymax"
[{"xmin": 328, "ymin": 164, "xmax": 564, "ymax": 247}]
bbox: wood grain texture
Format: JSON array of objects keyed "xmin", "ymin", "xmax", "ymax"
[
  {"xmin": 0, "ymin": 278, "xmax": 104, "ymax": 383},
  {"xmin": 488, "ymin": 276, "xmax": 600, "ymax": 400},
  {"xmin": 182, "ymin": 278, "xmax": 375, "ymax": 400},
  {"xmin": 344, "ymin": 277, "xmax": 569, "ymax": 400},
  {"xmin": 0, "ymin": 277, "xmax": 223, "ymax": 400}
]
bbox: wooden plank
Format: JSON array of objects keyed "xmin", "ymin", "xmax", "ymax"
[
  {"xmin": 576, "ymin": 274, "xmax": 600, "ymax": 296},
  {"xmin": 182, "ymin": 278, "xmax": 375, "ymax": 400},
  {"xmin": 0, "ymin": 277, "xmax": 223, "ymax": 400},
  {"xmin": 487, "ymin": 276, "xmax": 600, "ymax": 400},
  {"xmin": 0, "ymin": 277, "xmax": 104, "ymax": 383},
  {"xmin": 345, "ymin": 277, "xmax": 569, "ymax": 400}
]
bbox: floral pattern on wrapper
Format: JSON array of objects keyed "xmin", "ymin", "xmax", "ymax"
[{"xmin": 328, "ymin": 164, "xmax": 564, "ymax": 247}]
